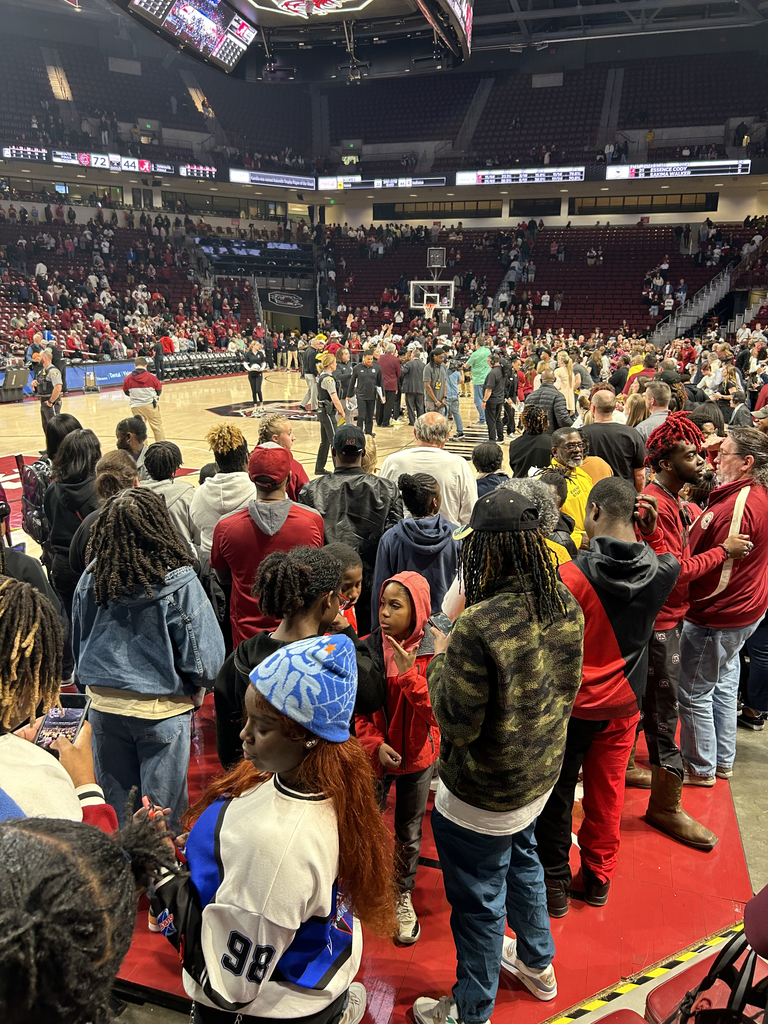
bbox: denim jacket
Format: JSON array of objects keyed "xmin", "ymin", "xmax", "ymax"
[{"xmin": 72, "ymin": 566, "xmax": 225, "ymax": 700}]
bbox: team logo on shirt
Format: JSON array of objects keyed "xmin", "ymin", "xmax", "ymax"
[
  {"xmin": 156, "ymin": 909, "xmax": 176, "ymax": 937},
  {"xmin": 659, "ymin": 678, "xmax": 670, "ymax": 688},
  {"xmin": 700, "ymin": 512, "xmax": 714, "ymax": 531},
  {"xmin": 655, "ymin": 632, "xmax": 666, "ymax": 642}
]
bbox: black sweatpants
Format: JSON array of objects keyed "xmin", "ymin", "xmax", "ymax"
[
  {"xmin": 357, "ymin": 397, "xmax": 375, "ymax": 435},
  {"xmin": 248, "ymin": 372, "xmax": 263, "ymax": 405},
  {"xmin": 486, "ymin": 402, "xmax": 505, "ymax": 442},
  {"xmin": 378, "ymin": 764, "xmax": 434, "ymax": 892},
  {"xmin": 643, "ymin": 622, "xmax": 684, "ymax": 776}
]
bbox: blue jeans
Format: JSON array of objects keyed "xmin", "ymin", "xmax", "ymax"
[
  {"xmin": 472, "ymin": 384, "xmax": 486, "ymax": 424},
  {"xmin": 745, "ymin": 612, "xmax": 768, "ymax": 712},
  {"xmin": 90, "ymin": 708, "xmax": 192, "ymax": 830},
  {"xmin": 432, "ymin": 809, "xmax": 555, "ymax": 1024},
  {"xmin": 678, "ymin": 620, "xmax": 760, "ymax": 776},
  {"xmin": 446, "ymin": 396, "xmax": 464, "ymax": 435}
]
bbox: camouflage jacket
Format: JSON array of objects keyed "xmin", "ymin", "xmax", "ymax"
[{"xmin": 427, "ymin": 580, "xmax": 584, "ymax": 813}]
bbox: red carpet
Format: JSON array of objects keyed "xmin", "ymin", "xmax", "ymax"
[{"xmin": 117, "ymin": 699, "xmax": 752, "ymax": 1019}]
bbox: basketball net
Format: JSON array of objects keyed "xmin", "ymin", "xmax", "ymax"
[{"xmin": 424, "ymin": 303, "xmax": 435, "ymax": 321}]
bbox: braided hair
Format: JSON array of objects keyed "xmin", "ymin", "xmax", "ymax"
[
  {"xmin": 459, "ymin": 512, "xmax": 566, "ymax": 623},
  {"xmin": 520, "ymin": 405, "xmax": 549, "ymax": 436},
  {"xmin": 143, "ymin": 441, "xmax": 183, "ymax": 482},
  {"xmin": 87, "ymin": 489, "xmax": 193, "ymax": 607},
  {"xmin": 644, "ymin": 410, "xmax": 704, "ymax": 470},
  {"xmin": 0, "ymin": 815, "xmax": 175, "ymax": 1024},
  {"xmin": 205, "ymin": 424, "xmax": 249, "ymax": 474},
  {"xmin": 0, "ymin": 578, "xmax": 63, "ymax": 730},
  {"xmin": 253, "ymin": 547, "xmax": 343, "ymax": 619}
]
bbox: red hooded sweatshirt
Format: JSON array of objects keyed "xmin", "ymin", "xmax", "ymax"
[{"xmin": 356, "ymin": 571, "xmax": 439, "ymax": 776}]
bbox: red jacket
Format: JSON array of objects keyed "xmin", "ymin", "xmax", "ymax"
[
  {"xmin": 644, "ymin": 481, "xmax": 727, "ymax": 628},
  {"xmin": 685, "ymin": 478, "xmax": 768, "ymax": 628},
  {"xmin": 756, "ymin": 382, "xmax": 768, "ymax": 411},
  {"xmin": 355, "ymin": 572, "xmax": 439, "ymax": 776},
  {"xmin": 378, "ymin": 353, "xmax": 402, "ymax": 392}
]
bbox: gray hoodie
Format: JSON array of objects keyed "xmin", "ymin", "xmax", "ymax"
[
  {"xmin": 141, "ymin": 477, "xmax": 201, "ymax": 558},
  {"xmin": 190, "ymin": 472, "xmax": 257, "ymax": 555}
]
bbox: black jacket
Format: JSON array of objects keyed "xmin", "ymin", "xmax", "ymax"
[
  {"xmin": 213, "ymin": 625, "xmax": 385, "ymax": 768},
  {"xmin": 523, "ymin": 383, "xmax": 574, "ymax": 434},
  {"xmin": 43, "ymin": 477, "xmax": 100, "ymax": 586}
]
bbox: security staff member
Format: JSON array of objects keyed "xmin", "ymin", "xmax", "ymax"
[
  {"xmin": 31, "ymin": 348, "xmax": 63, "ymax": 434},
  {"xmin": 481, "ymin": 352, "xmax": 508, "ymax": 443}
]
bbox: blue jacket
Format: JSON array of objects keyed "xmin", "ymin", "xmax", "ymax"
[
  {"xmin": 73, "ymin": 566, "xmax": 225, "ymax": 700},
  {"xmin": 477, "ymin": 472, "xmax": 510, "ymax": 497},
  {"xmin": 372, "ymin": 514, "xmax": 459, "ymax": 619}
]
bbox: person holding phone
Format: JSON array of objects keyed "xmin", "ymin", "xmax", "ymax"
[
  {"xmin": 356, "ymin": 572, "xmax": 439, "ymax": 946},
  {"xmin": 0, "ymin": 578, "xmax": 117, "ymax": 831}
]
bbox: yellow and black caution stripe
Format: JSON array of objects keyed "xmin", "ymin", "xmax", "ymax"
[{"xmin": 544, "ymin": 922, "xmax": 745, "ymax": 1024}]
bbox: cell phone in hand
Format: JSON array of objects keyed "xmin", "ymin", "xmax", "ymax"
[
  {"xmin": 35, "ymin": 693, "xmax": 91, "ymax": 749},
  {"xmin": 429, "ymin": 611, "xmax": 454, "ymax": 634}
]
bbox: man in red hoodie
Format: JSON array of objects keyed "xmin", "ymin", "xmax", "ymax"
[
  {"xmin": 536, "ymin": 478, "xmax": 680, "ymax": 915},
  {"xmin": 637, "ymin": 413, "xmax": 751, "ymax": 849},
  {"xmin": 678, "ymin": 427, "xmax": 768, "ymax": 785},
  {"xmin": 122, "ymin": 356, "xmax": 165, "ymax": 441}
]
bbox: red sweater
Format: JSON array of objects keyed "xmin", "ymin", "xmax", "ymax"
[
  {"xmin": 211, "ymin": 502, "xmax": 324, "ymax": 645},
  {"xmin": 685, "ymin": 478, "xmax": 768, "ymax": 628},
  {"xmin": 643, "ymin": 480, "xmax": 727, "ymax": 628}
]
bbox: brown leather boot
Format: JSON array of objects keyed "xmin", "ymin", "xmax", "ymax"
[
  {"xmin": 625, "ymin": 739, "xmax": 652, "ymax": 788},
  {"xmin": 645, "ymin": 766, "xmax": 719, "ymax": 851}
]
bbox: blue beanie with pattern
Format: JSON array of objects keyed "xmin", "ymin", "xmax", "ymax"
[{"xmin": 249, "ymin": 634, "xmax": 358, "ymax": 743}]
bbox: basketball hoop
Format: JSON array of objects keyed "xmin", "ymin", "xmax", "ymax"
[{"xmin": 424, "ymin": 303, "xmax": 435, "ymax": 321}]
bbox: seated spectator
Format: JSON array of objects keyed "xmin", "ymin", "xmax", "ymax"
[
  {"xmin": 0, "ymin": 814, "xmax": 172, "ymax": 1023},
  {"xmin": 472, "ymin": 442, "xmax": 510, "ymax": 497},
  {"xmin": 140, "ymin": 441, "xmax": 200, "ymax": 558},
  {"xmin": 372, "ymin": 473, "xmax": 460, "ymax": 618},
  {"xmin": 73, "ymin": 489, "xmax": 225, "ymax": 829}
]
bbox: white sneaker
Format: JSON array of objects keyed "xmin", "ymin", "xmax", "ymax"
[
  {"xmin": 339, "ymin": 983, "xmax": 367, "ymax": 1024},
  {"xmin": 413, "ymin": 995, "xmax": 491, "ymax": 1024},
  {"xmin": 396, "ymin": 891, "xmax": 421, "ymax": 945},
  {"xmin": 500, "ymin": 938, "xmax": 557, "ymax": 1001}
]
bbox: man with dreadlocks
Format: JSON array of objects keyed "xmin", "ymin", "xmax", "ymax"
[
  {"xmin": 634, "ymin": 413, "xmax": 752, "ymax": 849},
  {"xmin": 414, "ymin": 489, "xmax": 584, "ymax": 1024},
  {"xmin": 535, "ymin": 479, "xmax": 680, "ymax": 917},
  {"xmin": 72, "ymin": 489, "xmax": 225, "ymax": 830}
]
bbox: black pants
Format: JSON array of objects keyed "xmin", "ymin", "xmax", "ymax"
[
  {"xmin": 486, "ymin": 402, "xmax": 505, "ymax": 442},
  {"xmin": 357, "ymin": 397, "xmax": 375, "ymax": 435},
  {"xmin": 154, "ymin": 358, "xmax": 165, "ymax": 381},
  {"xmin": 643, "ymin": 622, "xmax": 684, "ymax": 776},
  {"xmin": 41, "ymin": 398, "xmax": 62, "ymax": 434},
  {"xmin": 51, "ymin": 570, "xmax": 76, "ymax": 679},
  {"xmin": 315, "ymin": 405, "xmax": 337, "ymax": 473},
  {"xmin": 405, "ymin": 393, "xmax": 425, "ymax": 425},
  {"xmin": 378, "ymin": 765, "xmax": 434, "ymax": 892},
  {"xmin": 264, "ymin": 348, "xmax": 274, "ymax": 369},
  {"xmin": 248, "ymin": 373, "xmax": 263, "ymax": 405},
  {"xmin": 379, "ymin": 390, "xmax": 397, "ymax": 426},
  {"xmin": 192, "ymin": 989, "xmax": 348, "ymax": 1024},
  {"xmin": 503, "ymin": 402, "xmax": 515, "ymax": 436}
]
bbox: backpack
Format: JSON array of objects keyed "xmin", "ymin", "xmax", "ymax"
[{"xmin": 15, "ymin": 454, "xmax": 52, "ymax": 546}]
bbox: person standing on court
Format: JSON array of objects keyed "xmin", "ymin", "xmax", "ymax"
[
  {"xmin": 466, "ymin": 339, "xmax": 491, "ymax": 425},
  {"xmin": 353, "ymin": 350, "xmax": 382, "ymax": 437},
  {"xmin": 242, "ymin": 339, "xmax": 267, "ymax": 410},
  {"xmin": 481, "ymin": 352, "xmax": 508, "ymax": 443},
  {"xmin": 32, "ymin": 348, "xmax": 63, "ymax": 435},
  {"xmin": 301, "ymin": 336, "xmax": 323, "ymax": 412},
  {"xmin": 121, "ymin": 357, "xmax": 165, "ymax": 442},
  {"xmin": 423, "ymin": 346, "xmax": 448, "ymax": 416}
]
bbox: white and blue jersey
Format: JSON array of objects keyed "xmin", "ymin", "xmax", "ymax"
[{"xmin": 155, "ymin": 775, "xmax": 361, "ymax": 1017}]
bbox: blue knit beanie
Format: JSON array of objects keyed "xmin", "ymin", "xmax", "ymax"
[{"xmin": 249, "ymin": 634, "xmax": 358, "ymax": 743}]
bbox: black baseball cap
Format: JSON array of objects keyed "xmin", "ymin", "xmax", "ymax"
[
  {"xmin": 454, "ymin": 489, "xmax": 541, "ymax": 540},
  {"xmin": 332, "ymin": 426, "xmax": 366, "ymax": 455}
]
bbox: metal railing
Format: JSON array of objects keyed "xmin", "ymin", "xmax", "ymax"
[{"xmin": 649, "ymin": 264, "xmax": 734, "ymax": 346}]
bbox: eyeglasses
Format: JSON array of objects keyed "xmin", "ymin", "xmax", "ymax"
[{"xmin": 561, "ymin": 442, "xmax": 585, "ymax": 452}]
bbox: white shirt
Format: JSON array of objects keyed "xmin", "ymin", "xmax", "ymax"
[
  {"xmin": 0, "ymin": 733, "xmax": 83, "ymax": 820},
  {"xmin": 436, "ymin": 779, "xmax": 552, "ymax": 836},
  {"xmin": 380, "ymin": 446, "xmax": 478, "ymax": 526}
]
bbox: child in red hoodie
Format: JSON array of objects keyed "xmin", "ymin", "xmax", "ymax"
[{"xmin": 356, "ymin": 571, "xmax": 439, "ymax": 946}]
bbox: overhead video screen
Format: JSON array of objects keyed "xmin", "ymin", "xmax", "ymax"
[{"xmin": 129, "ymin": 0, "xmax": 255, "ymax": 71}]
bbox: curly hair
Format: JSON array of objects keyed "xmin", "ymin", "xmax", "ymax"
[
  {"xmin": 252, "ymin": 547, "xmax": 343, "ymax": 619},
  {"xmin": 459, "ymin": 515, "xmax": 567, "ymax": 623},
  {"xmin": 521, "ymin": 405, "xmax": 549, "ymax": 436},
  {"xmin": 644, "ymin": 410, "xmax": 704, "ymax": 470},
  {"xmin": 86, "ymin": 489, "xmax": 193, "ymax": 606},
  {"xmin": 205, "ymin": 424, "xmax": 249, "ymax": 474},
  {"xmin": 0, "ymin": 578, "xmax": 63, "ymax": 730},
  {"xmin": 0, "ymin": 815, "xmax": 175, "ymax": 1024},
  {"xmin": 184, "ymin": 704, "xmax": 397, "ymax": 938}
]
